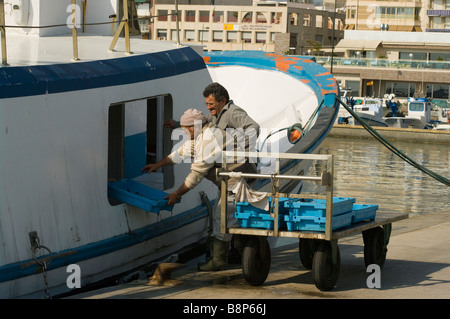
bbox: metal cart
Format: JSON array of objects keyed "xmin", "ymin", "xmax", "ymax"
[{"xmin": 218, "ymin": 151, "xmax": 408, "ymax": 291}]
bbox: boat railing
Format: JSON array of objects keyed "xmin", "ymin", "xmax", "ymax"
[{"xmin": 0, "ymin": 0, "xmax": 182, "ymax": 66}]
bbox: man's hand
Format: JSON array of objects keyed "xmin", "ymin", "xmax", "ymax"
[
  {"xmin": 141, "ymin": 163, "xmax": 159, "ymax": 174},
  {"xmin": 165, "ymin": 192, "xmax": 181, "ymax": 206}
]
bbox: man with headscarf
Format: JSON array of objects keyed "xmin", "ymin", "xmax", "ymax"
[
  {"xmin": 143, "ymin": 108, "xmax": 235, "ymax": 271},
  {"xmin": 142, "ymin": 108, "xmax": 224, "ymax": 205}
]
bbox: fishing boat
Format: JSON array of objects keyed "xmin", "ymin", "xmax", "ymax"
[
  {"xmin": 355, "ymin": 98, "xmax": 388, "ymax": 127},
  {"xmin": 384, "ymin": 97, "xmax": 434, "ymax": 130},
  {"xmin": 337, "ymin": 97, "xmax": 387, "ymax": 127},
  {"xmin": 0, "ymin": 0, "xmax": 338, "ymax": 298}
]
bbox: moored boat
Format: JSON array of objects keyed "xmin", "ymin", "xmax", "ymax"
[
  {"xmin": 0, "ymin": 0, "xmax": 338, "ymax": 298},
  {"xmin": 384, "ymin": 97, "xmax": 434, "ymax": 130}
]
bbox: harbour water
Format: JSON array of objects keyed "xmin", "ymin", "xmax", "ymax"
[{"xmin": 306, "ymin": 136, "xmax": 450, "ymax": 217}]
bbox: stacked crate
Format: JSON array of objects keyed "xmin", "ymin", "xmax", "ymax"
[{"xmin": 234, "ymin": 197, "xmax": 378, "ymax": 232}]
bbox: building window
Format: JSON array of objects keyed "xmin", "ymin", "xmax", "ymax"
[
  {"xmin": 185, "ymin": 10, "xmax": 195, "ymax": 22},
  {"xmin": 157, "ymin": 10, "xmax": 168, "ymax": 22},
  {"xmin": 171, "ymin": 10, "xmax": 181, "ymax": 22},
  {"xmin": 271, "ymin": 12, "xmax": 282, "ymax": 24},
  {"xmin": 171, "ymin": 30, "xmax": 179, "ymax": 41},
  {"xmin": 227, "ymin": 31, "xmax": 238, "ymax": 43},
  {"xmin": 256, "ymin": 12, "xmax": 267, "ymax": 24},
  {"xmin": 228, "ymin": 11, "xmax": 238, "ymax": 23},
  {"xmin": 347, "ymin": 7, "xmax": 356, "ymax": 19},
  {"xmin": 386, "ymin": 82, "xmax": 416, "ymax": 98},
  {"xmin": 242, "ymin": 12, "xmax": 253, "ymax": 23},
  {"xmin": 270, "ymin": 32, "xmax": 276, "ymax": 43},
  {"xmin": 256, "ymin": 32, "xmax": 266, "ymax": 43},
  {"xmin": 242, "ymin": 31, "xmax": 252, "ymax": 43},
  {"xmin": 199, "ymin": 10, "xmax": 209, "ymax": 23},
  {"xmin": 213, "ymin": 30, "xmax": 223, "ymax": 42},
  {"xmin": 427, "ymin": 84, "xmax": 450, "ymax": 99},
  {"xmin": 185, "ymin": 30, "xmax": 195, "ymax": 42},
  {"xmin": 213, "ymin": 10, "xmax": 224, "ymax": 23},
  {"xmin": 157, "ymin": 29, "xmax": 167, "ymax": 40},
  {"xmin": 346, "ymin": 81, "xmax": 360, "ymax": 97},
  {"xmin": 316, "ymin": 15, "xmax": 323, "ymax": 28},
  {"xmin": 303, "ymin": 14, "xmax": 311, "ymax": 27},
  {"xmin": 199, "ymin": 30, "xmax": 209, "ymax": 43},
  {"xmin": 430, "ymin": 52, "xmax": 450, "ymax": 61},
  {"xmin": 290, "ymin": 12, "xmax": 298, "ymax": 26}
]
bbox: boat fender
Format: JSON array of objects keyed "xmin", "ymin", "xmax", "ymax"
[{"xmin": 287, "ymin": 123, "xmax": 303, "ymax": 144}]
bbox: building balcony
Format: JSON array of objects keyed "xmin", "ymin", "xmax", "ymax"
[
  {"xmin": 317, "ymin": 57, "xmax": 450, "ymax": 70},
  {"xmin": 427, "ymin": 10, "xmax": 450, "ymax": 17},
  {"xmin": 426, "ymin": 28, "xmax": 450, "ymax": 32}
]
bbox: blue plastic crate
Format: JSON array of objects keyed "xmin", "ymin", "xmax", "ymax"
[
  {"xmin": 236, "ymin": 197, "xmax": 291, "ymax": 215},
  {"xmin": 352, "ymin": 204, "xmax": 378, "ymax": 223},
  {"xmin": 284, "ymin": 211, "xmax": 354, "ymax": 232},
  {"xmin": 108, "ymin": 179, "xmax": 173, "ymax": 213},
  {"xmin": 284, "ymin": 197, "xmax": 356, "ymax": 217},
  {"xmin": 234, "ymin": 198, "xmax": 291, "ymax": 230},
  {"xmin": 235, "ymin": 211, "xmax": 287, "ymax": 230}
]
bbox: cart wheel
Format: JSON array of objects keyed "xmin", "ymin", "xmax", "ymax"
[
  {"xmin": 363, "ymin": 226, "xmax": 386, "ymax": 269},
  {"xmin": 299, "ymin": 238, "xmax": 316, "ymax": 269},
  {"xmin": 312, "ymin": 241, "xmax": 340, "ymax": 291},
  {"xmin": 242, "ymin": 237, "xmax": 271, "ymax": 286}
]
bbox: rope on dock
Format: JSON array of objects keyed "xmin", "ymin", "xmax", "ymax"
[{"xmin": 337, "ymin": 97, "xmax": 450, "ymax": 187}]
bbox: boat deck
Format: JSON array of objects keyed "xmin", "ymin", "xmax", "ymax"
[{"xmin": 3, "ymin": 34, "xmax": 190, "ymax": 66}]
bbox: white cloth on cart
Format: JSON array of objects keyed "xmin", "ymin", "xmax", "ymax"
[{"xmin": 231, "ymin": 178, "xmax": 269, "ymax": 211}]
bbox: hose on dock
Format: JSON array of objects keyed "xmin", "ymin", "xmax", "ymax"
[{"xmin": 336, "ymin": 97, "xmax": 450, "ymax": 187}]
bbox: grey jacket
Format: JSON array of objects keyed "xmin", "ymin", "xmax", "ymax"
[{"xmin": 206, "ymin": 100, "xmax": 260, "ymax": 152}]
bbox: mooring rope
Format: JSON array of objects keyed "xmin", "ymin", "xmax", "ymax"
[{"xmin": 336, "ymin": 97, "xmax": 450, "ymax": 187}]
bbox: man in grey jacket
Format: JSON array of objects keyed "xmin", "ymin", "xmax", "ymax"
[
  {"xmin": 164, "ymin": 83, "xmax": 260, "ymax": 271},
  {"xmin": 199, "ymin": 82, "xmax": 260, "ymax": 271}
]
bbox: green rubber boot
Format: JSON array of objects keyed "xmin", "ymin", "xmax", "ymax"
[{"xmin": 198, "ymin": 238, "xmax": 228, "ymax": 271}]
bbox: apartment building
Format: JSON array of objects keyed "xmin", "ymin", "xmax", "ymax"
[
  {"xmin": 427, "ymin": 0, "xmax": 450, "ymax": 32},
  {"xmin": 147, "ymin": 1, "xmax": 344, "ymax": 54},
  {"xmin": 345, "ymin": 0, "xmax": 450, "ymax": 33}
]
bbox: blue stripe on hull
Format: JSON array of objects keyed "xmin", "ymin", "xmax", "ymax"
[
  {"xmin": 0, "ymin": 203, "xmax": 210, "ymax": 283},
  {"xmin": 0, "ymin": 47, "xmax": 206, "ymax": 99}
]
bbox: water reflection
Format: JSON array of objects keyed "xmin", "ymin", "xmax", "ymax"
[{"xmin": 304, "ymin": 136, "xmax": 450, "ymax": 216}]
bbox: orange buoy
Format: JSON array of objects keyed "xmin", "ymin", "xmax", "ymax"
[{"xmin": 289, "ymin": 129, "xmax": 301, "ymax": 143}]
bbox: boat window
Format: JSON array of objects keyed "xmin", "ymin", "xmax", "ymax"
[
  {"xmin": 108, "ymin": 95, "xmax": 174, "ymax": 205},
  {"xmin": 409, "ymin": 102, "xmax": 424, "ymax": 112}
]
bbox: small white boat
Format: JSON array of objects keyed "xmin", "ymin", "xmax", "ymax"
[
  {"xmin": 384, "ymin": 98, "xmax": 434, "ymax": 130},
  {"xmin": 433, "ymin": 123, "xmax": 450, "ymax": 131},
  {"xmin": 354, "ymin": 98, "xmax": 387, "ymax": 127},
  {"xmin": 336, "ymin": 97, "xmax": 387, "ymax": 127},
  {"xmin": 0, "ymin": 0, "xmax": 339, "ymax": 298}
]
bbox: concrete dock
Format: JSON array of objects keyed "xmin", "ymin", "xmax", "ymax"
[
  {"xmin": 70, "ymin": 209, "xmax": 450, "ymax": 300},
  {"xmin": 330, "ymin": 124, "xmax": 450, "ymax": 145}
]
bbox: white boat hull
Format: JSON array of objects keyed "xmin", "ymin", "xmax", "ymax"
[
  {"xmin": 384, "ymin": 117, "xmax": 434, "ymax": 129},
  {"xmin": 0, "ymin": 45, "xmax": 338, "ymax": 298}
]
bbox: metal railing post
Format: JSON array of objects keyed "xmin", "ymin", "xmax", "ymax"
[
  {"xmin": 71, "ymin": 0, "xmax": 79, "ymax": 61},
  {"xmin": 324, "ymin": 154, "xmax": 334, "ymax": 241},
  {"xmin": 0, "ymin": 0, "xmax": 8, "ymax": 66},
  {"xmin": 109, "ymin": 0, "xmax": 131, "ymax": 54},
  {"xmin": 174, "ymin": 0, "xmax": 180, "ymax": 46}
]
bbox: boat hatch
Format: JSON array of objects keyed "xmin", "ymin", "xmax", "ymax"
[{"xmin": 108, "ymin": 180, "xmax": 173, "ymax": 213}]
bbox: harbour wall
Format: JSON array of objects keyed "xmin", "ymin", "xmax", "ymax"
[{"xmin": 329, "ymin": 124, "xmax": 450, "ymax": 145}]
